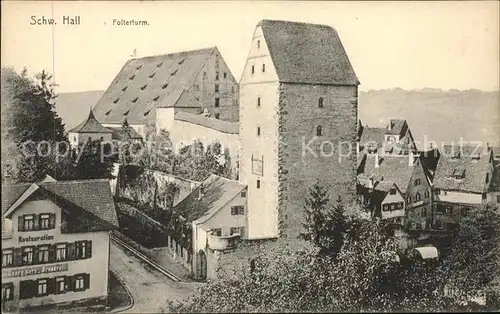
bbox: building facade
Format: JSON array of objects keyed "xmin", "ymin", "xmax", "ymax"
[
  {"xmin": 1, "ymin": 180, "xmax": 118, "ymax": 311},
  {"xmin": 239, "ymin": 19, "xmax": 359, "ymax": 242}
]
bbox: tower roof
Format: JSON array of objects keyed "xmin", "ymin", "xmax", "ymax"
[
  {"xmin": 258, "ymin": 19, "xmax": 359, "ymax": 85},
  {"xmin": 69, "ymin": 109, "xmax": 112, "ymax": 133}
]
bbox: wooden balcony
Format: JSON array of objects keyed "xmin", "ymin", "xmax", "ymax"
[{"xmin": 207, "ymin": 233, "xmax": 240, "ymax": 251}]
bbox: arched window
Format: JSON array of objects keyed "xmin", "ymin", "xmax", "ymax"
[
  {"xmin": 316, "ymin": 126, "xmax": 323, "ymax": 136},
  {"xmin": 318, "ymin": 97, "xmax": 324, "ymax": 108},
  {"xmin": 407, "ymin": 195, "xmax": 412, "ymax": 204},
  {"xmin": 415, "ymin": 192, "xmax": 421, "ymax": 201}
]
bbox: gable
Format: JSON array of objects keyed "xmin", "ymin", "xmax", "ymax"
[{"xmin": 240, "ymin": 24, "xmax": 279, "ymax": 85}]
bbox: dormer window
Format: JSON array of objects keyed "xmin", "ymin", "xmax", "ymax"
[
  {"xmin": 149, "ymin": 72, "xmax": 156, "ymax": 79},
  {"xmin": 144, "ymin": 110, "xmax": 151, "ymax": 116},
  {"xmin": 316, "ymin": 126, "xmax": 323, "ymax": 136},
  {"xmin": 153, "ymin": 95, "xmax": 160, "ymax": 101},
  {"xmin": 178, "ymin": 58, "xmax": 185, "ymax": 65},
  {"xmin": 162, "ymin": 83, "xmax": 169, "ymax": 89},
  {"xmin": 140, "ymin": 84, "xmax": 148, "ymax": 91},
  {"xmin": 136, "ymin": 64, "xmax": 143, "ymax": 70},
  {"xmin": 113, "ymin": 98, "xmax": 120, "ymax": 104},
  {"xmin": 105, "ymin": 110, "xmax": 112, "ymax": 116},
  {"xmin": 132, "ymin": 97, "xmax": 138, "ymax": 103},
  {"xmin": 129, "ymin": 74, "xmax": 135, "ymax": 80},
  {"xmin": 171, "ymin": 70, "xmax": 178, "ymax": 76},
  {"xmin": 318, "ymin": 97, "xmax": 324, "ymax": 108},
  {"xmin": 389, "ymin": 189, "xmax": 397, "ymax": 195},
  {"xmin": 122, "ymin": 86, "xmax": 128, "ymax": 92},
  {"xmin": 157, "ymin": 62, "xmax": 163, "ymax": 68},
  {"xmin": 123, "ymin": 110, "xmax": 130, "ymax": 116}
]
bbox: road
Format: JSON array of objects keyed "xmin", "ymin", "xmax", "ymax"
[{"xmin": 109, "ymin": 242, "xmax": 199, "ymax": 313}]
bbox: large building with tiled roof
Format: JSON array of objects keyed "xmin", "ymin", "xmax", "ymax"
[
  {"xmin": 92, "ymin": 46, "xmax": 239, "ymax": 136},
  {"xmin": 432, "ymin": 145, "xmax": 495, "ymax": 230},
  {"xmin": 1, "ymin": 179, "xmax": 118, "ymax": 311}
]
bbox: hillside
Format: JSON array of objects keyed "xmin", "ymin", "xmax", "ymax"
[
  {"xmin": 54, "ymin": 90, "xmax": 104, "ymax": 131},
  {"xmin": 359, "ymin": 89, "xmax": 500, "ymax": 148},
  {"xmin": 54, "ymin": 89, "xmax": 500, "ymax": 147}
]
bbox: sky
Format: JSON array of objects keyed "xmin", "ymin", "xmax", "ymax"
[{"xmin": 2, "ymin": 1, "xmax": 499, "ymax": 93}]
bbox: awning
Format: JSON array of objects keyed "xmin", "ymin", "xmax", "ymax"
[{"xmin": 414, "ymin": 246, "xmax": 439, "ymax": 259}]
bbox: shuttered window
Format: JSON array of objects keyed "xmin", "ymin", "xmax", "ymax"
[
  {"xmin": 56, "ymin": 243, "xmax": 67, "ymax": 262},
  {"xmin": 22, "ymin": 247, "xmax": 34, "ymax": 265},
  {"xmin": 18, "ymin": 213, "xmax": 56, "ymax": 232},
  {"xmin": 20, "ymin": 274, "xmax": 90, "ymax": 299},
  {"xmin": 2, "ymin": 283, "xmax": 14, "ymax": 301},
  {"xmin": 2, "ymin": 249, "xmax": 13, "ymax": 267}
]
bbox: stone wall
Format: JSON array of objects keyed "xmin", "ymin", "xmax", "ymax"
[{"xmin": 277, "ymin": 83, "xmax": 358, "ymax": 243}]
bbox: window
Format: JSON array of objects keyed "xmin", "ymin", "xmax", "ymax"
[
  {"xmin": 318, "ymin": 97, "xmax": 324, "ymax": 108},
  {"xmin": 140, "ymin": 84, "xmax": 148, "ymax": 91},
  {"xmin": 482, "ymin": 193, "xmax": 487, "ymax": 200},
  {"xmin": 100, "ymin": 136, "xmax": 104, "ymax": 141},
  {"xmin": 214, "ymin": 113, "xmax": 220, "ymax": 119},
  {"xmin": 257, "ymin": 40, "xmax": 260, "ymax": 48},
  {"xmin": 461, "ymin": 207, "xmax": 471, "ymax": 216},
  {"xmin": 74, "ymin": 275, "xmax": 86, "ymax": 291},
  {"xmin": 390, "ymin": 204, "xmax": 396, "ymax": 210},
  {"xmin": 257, "ymin": 180, "xmax": 261, "ymax": 189},
  {"xmin": 178, "ymin": 58, "xmax": 185, "ymax": 65},
  {"xmin": 214, "ymin": 98, "xmax": 220, "ymax": 107},
  {"xmin": 424, "ymin": 190, "xmax": 430, "ymax": 198},
  {"xmin": 257, "ymin": 97, "xmax": 261, "ymax": 107},
  {"xmin": 215, "ymin": 72, "xmax": 220, "ymax": 80},
  {"xmin": 149, "ymin": 72, "xmax": 156, "ymax": 79},
  {"xmin": 21, "ymin": 214, "xmax": 35, "ymax": 231},
  {"xmin": 2, "ymin": 249, "xmax": 13, "ymax": 267},
  {"xmin": 414, "ymin": 179, "xmax": 421, "ymax": 186},
  {"xmin": 55, "ymin": 277, "xmax": 66, "ymax": 294},
  {"xmin": 434, "ymin": 189, "xmax": 441, "ymax": 196},
  {"xmin": 2, "ymin": 283, "xmax": 14, "ymax": 301},
  {"xmin": 215, "ymin": 84, "xmax": 219, "ymax": 93},
  {"xmin": 256, "ymin": 126, "xmax": 261, "ymax": 136},
  {"xmin": 171, "ymin": 70, "xmax": 178, "ymax": 76},
  {"xmin": 129, "ymin": 74, "xmax": 135, "ymax": 80},
  {"xmin": 497, "ymin": 195, "xmax": 500, "ymax": 203},
  {"xmin": 445, "ymin": 205, "xmax": 453, "ymax": 215},
  {"xmin": 382, "ymin": 204, "xmax": 388, "ymax": 212},
  {"xmin": 212, "ymin": 228, "xmax": 222, "ymax": 236},
  {"xmin": 407, "ymin": 195, "xmax": 412, "ymax": 204},
  {"xmin": 203, "ymin": 72, "xmax": 207, "ymax": 79},
  {"xmin": 397, "ymin": 202, "xmax": 404, "ymax": 209},
  {"xmin": 316, "ymin": 126, "xmax": 323, "ymax": 136},
  {"xmin": 132, "ymin": 97, "xmax": 138, "ymax": 103},
  {"xmin": 37, "ymin": 279, "xmax": 48, "ymax": 297},
  {"xmin": 241, "ymin": 191, "xmax": 246, "ymax": 197},
  {"xmin": 76, "ymin": 241, "xmax": 91, "ymax": 259},
  {"xmin": 262, "ymin": 64, "xmax": 266, "ymax": 72},
  {"xmin": 486, "ymin": 173, "xmax": 490, "ymax": 184},
  {"xmin": 39, "ymin": 213, "xmax": 54, "ymax": 230},
  {"xmin": 251, "ymin": 65, "xmax": 255, "ymax": 74},
  {"xmin": 56, "ymin": 243, "xmax": 67, "ymax": 261},
  {"xmin": 223, "ymin": 72, "xmax": 227, "ymax": 79},
  {"xmin": 415, "ymin": 193, "xmax": 421, "ymax": 201},
  {"xmin": 215, "ymin": 58, "xmax": 220, "ymax": 68},
  {"xmin": 389, "ymin": 189, "xmax": 397, "ymax": 195},
  {"xmin": 230, "ymin": 227, "xmax": 245, "ymax": 236},
  {"xmin": 22, "ymin": 247, "xmax": 34, "ymax": 265},
  {"xmin": 38, "ymin": 245, "xmax": 49, "ymax": 263},
  {"xmin": 231, "ymin": 206, "xmax": 244, "ymax": 215},
  {"xmin": 157, "ymin": 62, "xmax": 163, "ymax": 68}
]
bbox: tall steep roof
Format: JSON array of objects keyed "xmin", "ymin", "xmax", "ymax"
[
  {"xmin": 259, "ymin": 19, "xmax": 359, "ymax": 85},
  {"xmin": 93, "ymin": 47, "xmax": 216, "ymax": 125},
  {"xmin": 69, "ymin": 110, "xmax": 112, "ymax": 134},
  {"xmin": 372, "ymin": 155, "xmax": 418, "ymax": 194}
]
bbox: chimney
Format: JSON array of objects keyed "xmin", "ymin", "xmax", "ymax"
[
  {"xmin": 409, "ymin": 151, "xmax": 414, "ymax": 166},
  {"xmin": 375, "ymin": 154, "xmax": 379, "ymax": 168}
]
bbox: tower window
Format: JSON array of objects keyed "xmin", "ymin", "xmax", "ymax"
[
  {"xmin": 257, "ymin": 127, "xmax": 261, "ymax": 136},
  {"xmin": 251, "ymin": 65, "xmax": 255, "ymax": 74},
  {"xmin": 215, "ymin": 98, "xmax": 220, "ymax": 107},
  {"xmin": 223, "ymin": 72, "xmax": 227, "ymax": 79},
  {"xmin": 257, "ymin": 40, "xmax": 260, "ymax": 48},
  {"xmin": 215, "ymin": 58, "xmax": 220, "ymax": 68},
  {"xmin": 262, "ymin": 64, "xmax": 266, "ymax": 72},
  {"xmin": 203, "ymin": 72, "xmax": 207, "ymax": 79},
  {"xmin": 318, "ymin": 97, "xmax": 324, "ymax": 108},
  {"xmin": 215, "ymin": 72, "xmax": 220, "ymax": 80},
  {"xmin": 215, "ymin": 84, "xmax": 219, "ymax": 93},
  {"xmin": 316, "ymin": 126, "xmax": 323, "ymax": 136},
  {"xmin": 257, "ymin": 180, "xmax": 261, "ymax": 189},
  {"xmin": 257, "ymin": 97, "xmax": 261, "ymax": 107}
]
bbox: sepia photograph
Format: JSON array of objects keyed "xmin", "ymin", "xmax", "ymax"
[{"xmin": 1, "ymin": 0, "xmax": 499, "ymax": 312}]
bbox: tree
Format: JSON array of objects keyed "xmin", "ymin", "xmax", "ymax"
[
  {"xmin": 437, "ymin": 204, "xmax": 500, "ymax": 304},
  {"xmin": 299, "ymin": 181, "xmax": 347, "ymax": 256},
  {"xmin": 1, "ymin": 67, "xmax": 66, "ymax": 182}
]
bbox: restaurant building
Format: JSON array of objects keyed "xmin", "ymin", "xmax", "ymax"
[{"xmin": 1, "ymin": 179, "xmax": 119, "ymax": 311}]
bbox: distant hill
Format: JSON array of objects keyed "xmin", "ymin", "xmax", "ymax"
[
  {"xmin": 54, "ymin": 89, "xmax": 499, "ymax": 147},
  {"xmin": 359, "ymin": 89, "xmax": 500, "ymax": 149},
  {"xmin": 54, "ymin": 90, "xmax": 104, "ymax": 131}
]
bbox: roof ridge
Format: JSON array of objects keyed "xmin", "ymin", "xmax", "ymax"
[
  {"xmin": 259, "ymin": 19, "xmax": 334, "ymax": 29},
  {"xmin": 129, "ymin": 46, "xmax": 216, "ymax": 62}
]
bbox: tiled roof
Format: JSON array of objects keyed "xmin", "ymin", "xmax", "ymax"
[
  {"xmin": 93, "ymin": 47, "xmax": 216, "ymax": 125},
  {"xmin": 107, "ymin": 126, "xmax": 143, "ymax": 140},
  {"xmin": 2, "ymin": 179, "xmax": 119, "ymax": 231},
  {"xmin": 386, "ymin": 119, "xmax": 407, "ymax": 137},
  {"xmin": 433, "ymin": 145, "xmax": 492, "ymax": 193},
  {"xmin": 372, "ymin": 156, "xmax": 416, "ymax": 194},
  {"xmin": 68, "ymin": 110, "xmax": 112, "ymax": 133},
  {"xmin": 373, "ymin": 180, "xmax": 397, "ymax": 193},
  {"xmin": 259, "ymin": 19, "xmax": 359, "ymax": 85},
  {"xmin": 174, "ymin": 174, "xmax": 247, "ymax": 222},
  {"xmin": 174, "ymin": 111, "xmax": 239, "ymax": 134},
  {"xmin": 359, "ymin": 127, "xmax": 386, "ymax": 148},
  {"xmin": 157, "ymin": 89, "xmax": 202, "ymax": 109}
]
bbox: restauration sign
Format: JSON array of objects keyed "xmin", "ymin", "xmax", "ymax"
[{"xmin": 2, "ymin": 263, "xmax": 69, "ymax": 278}]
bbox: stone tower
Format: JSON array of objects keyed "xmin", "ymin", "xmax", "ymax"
[{"xmin": 239, "ymin": 19, "xmax": 360, "ymax": 242}]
